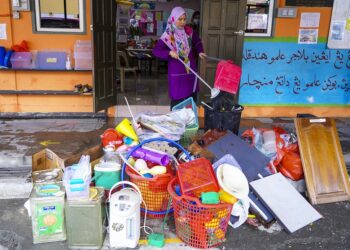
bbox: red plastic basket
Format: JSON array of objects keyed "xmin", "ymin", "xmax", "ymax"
[
  {"xmin": 126, "ymin": 166, "xmax": 174, "ymax": 218},
  {"xmin": 168, "ymin": 178, "xmax": 233, "ymax": 248},
  {"xmin": 177, "ymin": 158, "xmax": 220, "ymax": 198}
]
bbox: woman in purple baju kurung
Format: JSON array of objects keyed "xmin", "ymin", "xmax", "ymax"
[{"xmin": 152, "ymin": 7, "xmax": 206, "ymax": 108}]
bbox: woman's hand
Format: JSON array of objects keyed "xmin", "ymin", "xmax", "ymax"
[
  {"xmin": 169, "ymin": 51, "xmax": 179, "ymax": 59},
  {"xmin": 199, "ymin": 52, "xmax": 207, "ymax": 59}
]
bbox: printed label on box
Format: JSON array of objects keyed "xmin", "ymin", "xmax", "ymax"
[
  {"xmin": 46, "ymin": 58, "xmax": 57, "ymax": 63},
  {"xmin": 36, "ymin": 203, "xmax": 64, "ymax": 236}
]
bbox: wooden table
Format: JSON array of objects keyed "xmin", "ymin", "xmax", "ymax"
[{"xmin": 126, "ymin": 48, "xmax": 156, "ymax": 75}]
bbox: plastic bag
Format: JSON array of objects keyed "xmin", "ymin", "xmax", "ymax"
[
  {"xmin": 278, "ymin": 151, "xmax": 303, "ymax": 181},
  {"xmin": 136, "ymin": 111, "xmax": 186, "ymax": 141},
  {"xmin": 242, "ymin": 127, "xmax": 304, "ymax": 181}
]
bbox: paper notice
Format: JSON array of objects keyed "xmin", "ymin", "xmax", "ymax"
[
  {"xmin": 0, "ymin": 24, "xmax": 7, "ymax": 40},
  {"xmin": 247, "ymin": 14, "xmax": 268, "ymax": 30},
  {"xmin": 330, "ymin": 21, "xmax": 346, "ymax": 41},
  {"xmin": 300, "ymin": 13, "xmax": 320, "ymax": 28}
]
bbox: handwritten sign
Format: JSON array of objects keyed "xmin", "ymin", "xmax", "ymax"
[{"xmin": 239, "ymin": 42, "xmax": 350, "ymax": 105}]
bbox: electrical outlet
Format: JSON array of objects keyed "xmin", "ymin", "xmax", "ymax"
[
  {"xmin": 277, "ymin": 7, "xmax": 297, "ymax": 18},
  {"xmin": 12, "ymin": 11, "xmax": 20, "ymax": 19},
  {"xmin": 12, "ymin": 0, "xmax": 30, "ymax": 11}
]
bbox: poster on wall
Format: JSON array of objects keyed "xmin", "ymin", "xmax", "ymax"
[
  {"xmin": 298, "ymin": 29, "xmax": 318, "ymax": 44},
  {"xmin": 239, "ymin": 42, "xmax": 350, "ymax": 106},
  {"xmin": 327, "ymin": 0, "xmax": 350, "ymax": 49}
]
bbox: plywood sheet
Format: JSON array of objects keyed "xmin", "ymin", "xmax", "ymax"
[
  {"xmin": 250, "ymin": 173, "xmax": 322, "ymax": 233},
  {"xmin": 295, "ymin": 118, "xmax": 350, "ymax": 204}
]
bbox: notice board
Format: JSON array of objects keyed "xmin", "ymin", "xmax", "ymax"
[{"xmin": 327, "ymin": 0, "xmax": 350, "ymax": 49}]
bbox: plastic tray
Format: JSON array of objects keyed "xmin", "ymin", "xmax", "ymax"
[{"xmin": 176, "ymin": 158, "xmax": 219, "ymax": 197}]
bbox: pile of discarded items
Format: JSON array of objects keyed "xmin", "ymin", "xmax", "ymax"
[{"xmin": 26, "ymin": 94, "xmax": 350, "ymax": 249}]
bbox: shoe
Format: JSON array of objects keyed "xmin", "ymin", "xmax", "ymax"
[
  {"xmin": 74, "ymin": 84, "xmax": 82, "ymax": 93},
  {"xmin": 82, "ymin": 84, "xmax": 93, "ymax": 93}
]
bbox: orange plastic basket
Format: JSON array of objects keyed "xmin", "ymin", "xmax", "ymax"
[
  {"xmin": 168, "ymin": 178, "xmax": 233, "ymax": 248},
  {"xmin": 126, "ymin": 166, "xmax": 174, "ymax": 218},
  {"xmin": 177, "ymin": 158, "xmax": 220, "ymax": 198}
]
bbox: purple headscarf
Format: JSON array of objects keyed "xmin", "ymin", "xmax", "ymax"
[{"xmin": 160, "ymin": 7, "xmax": 192, "ymax": 61}]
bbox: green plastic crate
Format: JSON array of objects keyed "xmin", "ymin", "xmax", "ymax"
[{"xmin": 181, "ymin": 123, "xmax": 199, "ymax": 147}]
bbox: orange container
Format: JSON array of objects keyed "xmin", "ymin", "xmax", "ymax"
[
  {"xmin": 177, "ymin": 158, "xmax": 219, "ymax": 198},
  {"xmin": 168, "ymin": 178, "xmax": 232, "ymax": 249},
  {"xmin": 126, "ymin": 166, "xmax": 174, "ymax": 218}
]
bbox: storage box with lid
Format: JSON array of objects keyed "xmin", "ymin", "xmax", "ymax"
[
  {"xmin": 29, "ymin": 183, "xmax": 66, "ymax": 243},
  {"xmin": 36, "ymin": 51, "xmax": 68, "ymax": 70},
  {"xmin": 10, "ymin": 52, "xmax": 33, "ymax": 69},
  {"xmin": 65, "ymin": 187, "xmax": 106, "ymax": 249},
  {"xmin": 74, "ymin": 40, "xmax": 92, "ymax": 70}
]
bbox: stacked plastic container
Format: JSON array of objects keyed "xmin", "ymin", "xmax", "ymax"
[
  {"xmin": 36, "ymin": 51, "xmax": 68, "ymax": 70},
  {"xmin": 172, "ymin": 97, "xmax": 199, "ymax": 147},
  {"xmin": 63, "ymin": 156, "xmax": 91, "ymax": 201},
  {"xmin": 74, "ymin": 40, "xmax": 92, "ymax": 70},
  {"xmin": 10, "ymin": 52, "xmax": 33, "ymax": 69}
]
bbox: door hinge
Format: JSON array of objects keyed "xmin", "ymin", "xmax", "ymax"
[{"xmin": 90, "ymin": 25, "xmax": 93, "ymax": 31}]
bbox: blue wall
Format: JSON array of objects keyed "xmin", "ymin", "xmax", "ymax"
[{"xmin": 239, "ymin": 41, "xmax": 350, "ymax": 106}]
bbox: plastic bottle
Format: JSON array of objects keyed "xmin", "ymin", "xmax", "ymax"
[{"xmin": 66, "ymin": 54, "xmax": 71, "ymax": 70}]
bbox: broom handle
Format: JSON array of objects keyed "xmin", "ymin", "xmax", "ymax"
[
  {"xmin": 205, "ymin": 56, "xmax": 222, "ymax": 62},
  {"xmin": 177, "ymin": 57, "xmax": 213, "ymax": 91}
]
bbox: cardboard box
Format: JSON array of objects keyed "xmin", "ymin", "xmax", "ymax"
[
  {"xmin": 32, "ymin": 149, "xmax": 65, "ymax": 172},
  {"xmin": 32, "ymin": 145, "xmax": 103, "ymax": 172}
]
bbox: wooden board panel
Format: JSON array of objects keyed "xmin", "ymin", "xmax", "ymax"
[
  {"xmin": 0, "ymin": 95, "xmax": 18, "ymax": 112},
  {"xmin": 0, "ymin": 72, "xmax": 16, "ymax": 90},
  {"xmin": 295, "ymin": 118, "xmax": 350, "ymax": 204},
  {"xmin": 17, "ymin": 96, "xmax": 93, "ymax": 112},
  {"xmin": 15, "ymin": 71, "xmax": 92, "ymax": 90},
  {"xmin": 250, "ymin": 173, "xmax": 322, "ymax": 233}
]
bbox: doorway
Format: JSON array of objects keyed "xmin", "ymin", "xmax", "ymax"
[{"xmin": 113, "ymin": 0, "xmax": 247, "ymax": 112}]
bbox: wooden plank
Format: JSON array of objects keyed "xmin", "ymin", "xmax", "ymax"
[
  {"xmin": 197, "ymin": 106, "xmax": 350, "ymax": 119},
  {"xmin": 294, "ymin": 118, "xmax": 350, "ymax": 204},
  {"xmin": 0, "ymin": 90, "xmax": 92, "ymax": 95},
  {"xmin": 15, "ymin": 71, "xmax": 92, "ymax": 90},
  {"xmin": 0, "ymin": 72, "xmax": 16, "ymax": 90},
  {"xmin": 0, "ymin": 95, "xmax": 18, "ymax": 112},
  {"xmin": 17, "ymin": 96, "xmax": 93, "ymax": 112}
]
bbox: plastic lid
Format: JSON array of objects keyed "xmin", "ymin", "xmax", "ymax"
[
  {"xmin": 36, "ymin": 184, "xmax": 61, "ymax": 196},
  {"xmin": 94, "ymin": 162, "xmax": 121, "ymax": 172}
]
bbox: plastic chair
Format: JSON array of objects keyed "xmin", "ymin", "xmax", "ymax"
[{"xmin": 116, "ymin": 50, "xmax": 138, "ymax": 92}]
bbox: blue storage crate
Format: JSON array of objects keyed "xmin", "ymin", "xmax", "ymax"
[
  {"xmin": 171, "ymin": 97, "xmax": 198, "ymax": 127},
  {"xmin": 36, "ymin": 51, "xmax": 67, "ymax": 70},
  {"xmin": 172, "ymin": 97, "xmax": 199, "ymax": 147}
]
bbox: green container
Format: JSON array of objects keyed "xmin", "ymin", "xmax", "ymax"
[
  {"xmin": 181, "ymin": 124, "xmax": 199, "ymax": 147},
  {"xmin": 94, "ymin": 162, "xmax": 121, "ymax": 190},
  {"xmin": 30, "ymin": 183, "xmax": 66, "ymax": 244},
  {"xmin": 65, "ymin": 187, "xmax": 106, "ymax": 249}
]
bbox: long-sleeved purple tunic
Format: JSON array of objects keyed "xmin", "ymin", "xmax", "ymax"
[{"xmin": 152, "ymin": 30, "xmax": 204, "ymax": 100}]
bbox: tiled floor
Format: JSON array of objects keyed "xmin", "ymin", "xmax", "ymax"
[{"xmin": 117, "ymin": 73, "xmax": 170, "ymax": 106}]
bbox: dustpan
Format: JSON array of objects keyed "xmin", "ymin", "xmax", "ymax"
[{"xmin": 206, "ymin": 56, "xmax": 242, "ymax": 95}]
